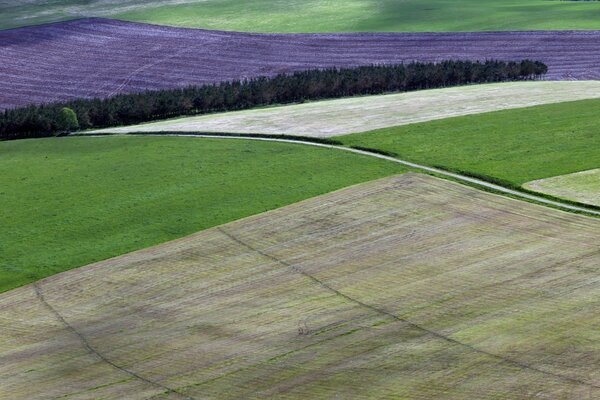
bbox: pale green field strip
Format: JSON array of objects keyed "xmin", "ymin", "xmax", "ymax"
[
  {"xmin": 92, "ymin": 81, "xmax": 600, "ymax": 138},
  {"xmin": 524, "ymin": 168, "xmax": 600, "ymax": 207},
  {"xmin": 2, "ymin": 173, "xmax": 600, "ymax": 399},
  {"xmin": 4, "ymin": 0, "xmax": 600, "ymax": 32}
]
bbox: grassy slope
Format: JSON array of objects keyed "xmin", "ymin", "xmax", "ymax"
[
  {"xmin": 3, "ymin": 0, "xmax": 600, "ymax": 31},
  {"xmin": 3, "ymin": 174, "xmax": 600, "ymax": 399},
  {"xmin": 0, "ymin": 136, "xmax": 403, "ymax": 293},
  {"xmin": 92, "ymin": 81, "xmax": 600, "ymax": 138},
  {"xmin": 340, "ymin": 98, "xmax": 600, "ymax": 186}
]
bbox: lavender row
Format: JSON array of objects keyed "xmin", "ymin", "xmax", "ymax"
[{"xmin": 1, "ymin": 18, "xmax": 599, "ymax": 110}]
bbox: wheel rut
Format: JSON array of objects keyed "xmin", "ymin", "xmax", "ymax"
[
  {"xmin": 217, "ymin": 227, "xmax": 600, "ymax": 390},
  {"xmin": 33, "ymin": 282, "xmax": 195, "ymax": 400}
]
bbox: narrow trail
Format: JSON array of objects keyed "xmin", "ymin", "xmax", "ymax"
[
  {"xmin": 218, "ymin": 227, "xmax": 600, "ymax": 390},
  {"xmin": 99, "ymin": 132, "xmax": 600, "ymax": 217},
  {"xmin": 33, "ymin": 282, "xmax": 195, "ymax": 400}
]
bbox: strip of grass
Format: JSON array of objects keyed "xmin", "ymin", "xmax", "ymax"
[
  {"xmin": 0, "ymin": 136, "xmax": 404, "ymax": 293},
  {"xmin": 524, "ymin": 169, "xmax": 600, "ymax": 207},
  {"xmin": 3, "ymin": 0, "xmax": 600, "ymax": 32},
  {"xmin": 340, "ymin": 98, "xmax": 600, "ymax": 186},
  {"xmin": 115, "ymin": 0, "xmax": 600, "ymax": 32}
]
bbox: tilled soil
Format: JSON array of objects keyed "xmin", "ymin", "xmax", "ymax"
[{"xmin": 2, "ymin": 18, "xmax": 600, "ymax": 109}]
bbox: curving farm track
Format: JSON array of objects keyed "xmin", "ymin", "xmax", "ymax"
[{"xmin": 3, "ymin": 18, "xmax": 600, "ymax": 109}]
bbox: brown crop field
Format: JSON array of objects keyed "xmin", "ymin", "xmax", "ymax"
[
  {"xmin": 4, "ymin": 18, "xmax": 600, "ymax": 110},
  {"xmin": 2, "ymin": 173, "xmax": 600, "ymax": 399}
]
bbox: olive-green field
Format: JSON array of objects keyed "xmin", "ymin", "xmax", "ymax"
[
  {"xmin": 0, "ymin": 136, "xmax": 403, "ymax": 293},
  {"xmin": 524, "ymin": 168, "xmax": 600, "ymax": 207},
  {"xmin": 2, "ymin": 174, "xmax": 599, "ymax": 399}
]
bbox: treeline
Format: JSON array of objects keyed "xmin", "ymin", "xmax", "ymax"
[{"xmin": 1, "ymin": 59, "xmax": 547, "ymax": 140}]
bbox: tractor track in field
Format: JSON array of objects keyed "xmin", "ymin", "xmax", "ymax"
[
  {"xmin": 89, "ymin": 133, "xmax": 600, "ymax": 217},
  {"xmin": 217, "ymin": 227, "xmax": 600, "ymax": 390},
  {"xmin": 33, "ymin": 282, "xmax": 195, "ymax": 400}
]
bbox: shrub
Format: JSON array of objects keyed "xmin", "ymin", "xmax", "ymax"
[{"xmin": 56, "ymin": 107, "xmax": 79, "ymax": 134}]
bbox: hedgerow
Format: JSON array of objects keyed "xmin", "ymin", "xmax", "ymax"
[{"xmin": 1, "ymin": 59, "xmax": 547, "ymax": 140}]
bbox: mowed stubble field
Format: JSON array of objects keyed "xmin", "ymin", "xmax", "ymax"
[
  {"xmin": 2, "ymin": 173, "xmax": 600, "ymax": 399},
  {"xmin": 5, "ymin": 18, "xmax": 600, "ymax": 110},
  {"xmin": 95, "ymin": 81, "xmax": 600, "ymax": 137},
  {"xmin": 3, "ymin": 0, "xmax": 600, "ymax": 32},
  {"xmin": 524, "ymin": 169, "xmax": 600, "ymax": 207}
]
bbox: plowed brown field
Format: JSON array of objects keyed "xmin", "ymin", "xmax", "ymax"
[{"xmin": 4, "ymin": 18, "xmax": 600, "ymax": 110}]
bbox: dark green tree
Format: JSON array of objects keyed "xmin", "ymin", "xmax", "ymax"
[{"xmin": 56, "ymin": 107, "xmax": 79, "ymax": 135}]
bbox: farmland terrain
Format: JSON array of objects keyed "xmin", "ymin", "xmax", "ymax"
[
  {"xmin": 4, "ymin": 18, "xmax": 600, "ymax": 110},
  {"xmin": 4, "ymin": 1, "xmax": 600, "ymax": 398},
  {"xmin": 3, "ymin": 0, "xmax": 600, "ymax": 32},
  {"xmin": 93, "ymin": 81, "xmax": 600, "ymax": 137},
  {"xmin": 0, "ymin": 136, "xmax": 403, "ymax": 293},
  {"xmin": 341, "ymin": 98, "xmax": 600, "ymax": 186},
  {"xmin": 524, "ymin": 169, "xmax": 600, "ymax": 207},
  {"xmin": 2, "ymin": 173, "xmax": 600, "ymax": 399}
]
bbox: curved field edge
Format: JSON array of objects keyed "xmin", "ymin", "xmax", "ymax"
[
  {"xmin": 3, "ymin": 0, "xmax": 600, "ymax": 32},
  {"xmin": 524, "ymin": 169, "xmax": 600, "ymax": 207},
  {"xmin": 90, "ymin": 81, "xmax": 600, "ymax": 137},
  {"xmin": 0, "ymin": 136, "xmax": 404, "ymax": 293},
  {"xmin": 2, "ymin": 173, "xmax": 600, "ymax": 399},
  {"xmin": 340, "ymin": 97, "xmax": 600, "ymax": 187}
]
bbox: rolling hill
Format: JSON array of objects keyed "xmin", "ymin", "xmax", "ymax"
[
  {"xmin": 2, "ymin": 173, "xmax": 599, "ymax": 398},
  {"xmin": 0, "ymin": 136, "xmax": 403, "ymax": 293}
]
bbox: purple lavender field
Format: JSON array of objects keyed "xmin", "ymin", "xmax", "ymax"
[{"xmin": 2, "ymin": 18, "xmax": 600, "ymax": 110}]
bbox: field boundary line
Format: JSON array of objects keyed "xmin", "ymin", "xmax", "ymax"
[
  {"xmin": 32, "ymin": 282, "xmax": 195, "ymax": 400},
  {"xmin": 92, "ymin": 132, "xmax": 600, "ymax": 217},
  {"xmin": 217, "ymin": 227, "xmax": 600, "ymax": 390}
]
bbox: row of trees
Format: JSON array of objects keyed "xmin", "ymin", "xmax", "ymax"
[{"xmin": 1, "ymin": 59, "xmax": 547, "ymax": 140}]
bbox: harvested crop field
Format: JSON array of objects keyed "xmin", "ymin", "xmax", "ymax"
[
  {"xmin": 524, "ymin": 168, "xmax": 600, "ymax": 207},
  {"xmin": 94, "ymin": 81, "xmax": 600, "ymax": 137},
  {"xmin": 4, "ymin": 18, "xmax": 600, "ymax": 110},
  {"xmin": 2, "ymin": 173, "xmax": 600, "ymax": 399}
]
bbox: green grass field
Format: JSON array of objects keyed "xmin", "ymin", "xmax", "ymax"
[
  {"xmin": 3, "ymin": 0, "xmax": 600, "ymax": 32},
  {"xmin": 340, "ymin": 98, "xmax": 600, "ymax": 186},
  {"xmin": 524, "ymin": 168, "xmax": 600, "ymax": 207},
  {"xmin": 0, "ymin": 136, "xmax": 403, "ymax": 293}
]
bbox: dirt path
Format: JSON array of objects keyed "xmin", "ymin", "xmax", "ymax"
[{"xmin": 109, "ymin": 133, "xmax": 600, "ymax": 217}]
